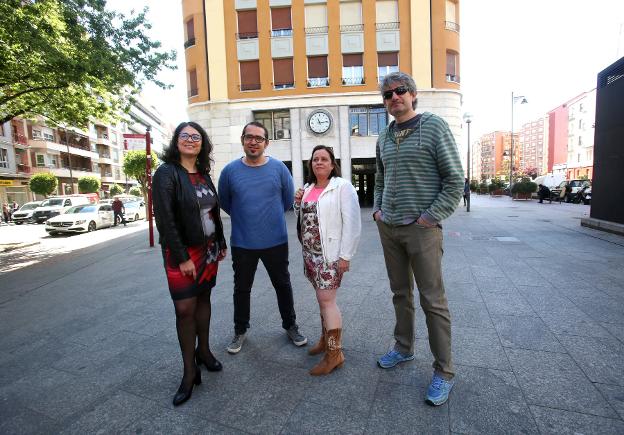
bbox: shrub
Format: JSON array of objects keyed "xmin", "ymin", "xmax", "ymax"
[
  {"xmin": 511, "ymin": 177, "xmax": 538, "ymax": 194},
  {"xmin": 29, "ymin": 173, "xmax": 58, "ymax": 197},
  {"xmin": 109, "ymin": 184, "xmax": 123, "ymax": 196},
  {"xmin": 129, "ymin": 186, "xmax": 142, "ymax": 197},
  {"xmin": 78, "ymin": 176, "xmax": 101, "ymax": 193}
]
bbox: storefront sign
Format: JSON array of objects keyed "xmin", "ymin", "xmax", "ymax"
[{"xmin": 0, "ymin": 180, "xmax": 14, "ymax": 186}]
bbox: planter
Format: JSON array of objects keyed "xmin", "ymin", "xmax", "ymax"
[
  {"xmin": 513, "ymin": 192, "xmax": 532, "ymax": 200},
  {"xmin": 490, "ymin": 189, "xmax": 505, "ymax": 196}
]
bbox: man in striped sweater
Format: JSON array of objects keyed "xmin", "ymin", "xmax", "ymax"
[{"xmin": 373, "ymin": 72, "xmax": 464, "ymax": 406}]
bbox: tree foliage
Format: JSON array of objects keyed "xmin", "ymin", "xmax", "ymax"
[
  {"xmin": 0, "ymin": 0, "xmax": 176, "ymax": 126},
  {"xmin": 78, "ymin": 175, "xmax": 101, "ymax": 193},
  {"xmin": 29, "ymin": 173, "xmax": 58, "ymax": 197},
  {"xmin": 122, "ymin": 150, "xmax": 158, "ymax": 201},
  {"xmin": 109, "ymin": 183, "xmax": 123, "ymax": 196},
  {"xmin": 129, "ymin": 186, "xmax": 142, "ymax": 197}
]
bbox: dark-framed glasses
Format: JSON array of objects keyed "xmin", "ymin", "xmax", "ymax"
[
  {"xmin": 179, "ymin": 132, "xmax": 201, "ymax": 142},
  {"xmin": 243, "ymin": 134, "xmax": 267, "ymax": 143},
  {"xmin": 382, "ymin": 86, "xmax": 409, "ymax": 100}
]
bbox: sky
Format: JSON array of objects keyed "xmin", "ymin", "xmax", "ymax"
[{"xmin": 106, "ymin": 0, "xmax": 624, "ymax": 138}]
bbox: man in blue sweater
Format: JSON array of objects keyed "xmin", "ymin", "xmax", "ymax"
[{"xmin": 218, "ymin": 121, "xmax": 307, "ymax": 354}]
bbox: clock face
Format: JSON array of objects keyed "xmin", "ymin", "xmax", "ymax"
[{"xmin": 308, "ymin": 110, "xmax": 332, "ymax": 134}]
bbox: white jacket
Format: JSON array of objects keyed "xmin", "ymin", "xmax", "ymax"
[{"xmin": 298, "ymin": 177, "xmax": 361, "ymax": 263}]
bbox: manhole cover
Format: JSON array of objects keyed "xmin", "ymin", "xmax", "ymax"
[
  {"xmin": 507, "ymin": 215, "xmax": 519, "ymax": 218},
  {"xmin": 495, "ymin": 236, "xmax": 520, "ymax": 242}
]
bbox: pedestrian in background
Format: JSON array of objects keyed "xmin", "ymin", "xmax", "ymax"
[
  {"xmin": 373, "ymin": 71, "xmax": 463, "ymax": 406},
  {"xmin": 153, "ymin": 121, "xmax": 227, "ymax": 407},
  {"xmin": 218, "ymin": 121, "xmax": 307, "ymax": 355},
  {"xmin": 112, "ymin": 197, "xmax": 127, "ymax": 226},
  {"xmin": 463, "ymin": 178, "xmax": 470, "ymax": 206},
  {"xmin": 2, "ymin": 202, "xmax": 11, "ymax": 223},
  {"xmin": 538, "ymin": 184, "xmax": 551, "ymax": 204},
  {"xmin": 294, "ymin": 145, "xmax": 361, "ymax": 376}
]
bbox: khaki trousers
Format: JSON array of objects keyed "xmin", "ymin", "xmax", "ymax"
[{"xmin": 376, "ymin": 221, "xmax": 454, "ymax": 379}]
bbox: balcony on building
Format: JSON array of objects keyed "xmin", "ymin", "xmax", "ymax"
[
  {"xmin": 307, "ymin": 77, "xmax": 329, "ymax": 88},
  {"xmin": 184, "ymin": 37, "xmax": 196, "ymax": 49},
  {"xmin": 305, "ymin": 26, "xmax": 329, "ymax": 56},
  {"xmin": 446, "ymin": 73, "xmax": 460, "ymax": 83},
  {"xmin": 445, "ymin": 21, "xmax": 460, "ymax": 32},
  {"xmin": 376, "ymin": 22, "xmax": 400, "ymax": 53},
  {"xmin": 12, "ymin": 132, "xmax": 28, "ymax": 149},
  {"xmin": 341, "ymin": 24, "xmax": 364, "ymax": 55}
]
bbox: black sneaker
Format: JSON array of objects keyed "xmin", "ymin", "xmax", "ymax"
[{"xmin": 286, "ymin": 325, "xmax": 307, "ymax": 346}]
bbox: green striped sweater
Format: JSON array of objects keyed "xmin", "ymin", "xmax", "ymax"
[{"xmin": 373, "ymin": 112, "xmax": 464, "ymax": 226}]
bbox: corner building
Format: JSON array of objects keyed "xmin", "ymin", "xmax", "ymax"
[{"xmin": 182, "ymin": 0, "xmax": 461, "ymax": 204}]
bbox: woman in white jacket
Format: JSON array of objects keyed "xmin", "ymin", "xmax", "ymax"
[{"xmin": 294, "ymin": 145, "xmax": 361, "ymax": 375}]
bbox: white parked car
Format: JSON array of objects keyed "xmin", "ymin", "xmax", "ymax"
[
  {"xmin": 45, "ymin": 204, "xmax": 114, "ymax": 235},
  {"xmin": 123, "ymin": 200, "xmax": 146, "ymax": 222},
  {"xmin": 11, "ymin": 201, "xmax": 43, "ymax": 224}
]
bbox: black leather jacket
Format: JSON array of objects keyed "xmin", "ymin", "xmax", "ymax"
[{"xmin": 153, "ymin": 162, "xmax": 227, "ymax": 265}]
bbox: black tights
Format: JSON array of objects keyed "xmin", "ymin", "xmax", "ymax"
[{"xmin": 173, "ymin": 289, "xmax": 213, "ymax": 388}]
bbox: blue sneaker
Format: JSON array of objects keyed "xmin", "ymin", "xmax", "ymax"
[
  {"xmin": 425, "ymin": 373, "xmax": 454, "ymax": 406},
  {"xmin": 377, "ymin": 349, "xmax": 415, "ymax": 369}
]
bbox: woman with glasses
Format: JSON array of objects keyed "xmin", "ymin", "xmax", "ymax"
[
  {"xmin": 294, "ymin": 145, "xmax": 361, "ymax": 375},
  {"xmin": 153, "ymin": 121, "xmax": 227, "ymax": 406}
]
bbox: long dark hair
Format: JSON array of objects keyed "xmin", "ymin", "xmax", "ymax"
[
  {"xmin": 306, "ymin": 145, "xmax": 341, "ymax": 185},
  {"xmin": 161, "ymin": 121, "xmax": 213, "ymax": 173}
]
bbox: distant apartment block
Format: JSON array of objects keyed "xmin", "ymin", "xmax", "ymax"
[
  {"xmin": 518, "ymin": 117, "xmax": 548, "ymax": 175},
  {"xmin": 475, "ymin": 131, "xmax": 518, "ymax": 181},
  {"xmin": 182, "ymin": 0, "xmax": 462, "ymax": 204}
]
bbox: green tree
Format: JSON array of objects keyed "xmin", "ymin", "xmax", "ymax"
[
  {"xmin": 122, "ymin": 150, "xmax": 158, "ymax": 201},
  {"xmin": 0, "ymin": 0, "xmax": 176, "ymax": 126},
  {"xmin": 129, "ymin": 186, "xmax": 142, "ymax": 197},
  {"xmin": 77, "ymin": 175, "xmax": 100, "ymax": 193},
  {"xmin": 29, "ymin": 173, "xmax": 58, "ymax": 197},
  {"xmin": 109, "ymin": 184, "xmax": 123, "ymax": 196}
]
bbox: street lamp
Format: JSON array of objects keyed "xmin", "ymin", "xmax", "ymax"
[
  {"xmin": 510, "ymin": 92, "xmax": 528, "ymax": 196},
  {"xmin": 463, "ymin": 112, "xmax": 472, "ymax": 212}
]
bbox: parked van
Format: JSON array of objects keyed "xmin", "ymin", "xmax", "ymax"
[{"xmin": 31, "ymin": 194, "xmax": 97, "ymax": 223}]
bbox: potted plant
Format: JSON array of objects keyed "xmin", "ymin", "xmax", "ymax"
[
  {"xmin": 488, "ymin": 178, "xmax": 506, "ymax": 196},
  {"xmin": 511, "ymin": 177, "xmax": 537, "ymax": 200}
]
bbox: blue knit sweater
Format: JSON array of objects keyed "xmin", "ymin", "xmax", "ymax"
[{"xmin": 218, "ymin": 157, "xmax": 294, "ymax": 249}]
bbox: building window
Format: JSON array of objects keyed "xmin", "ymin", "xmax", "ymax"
[
  {"xmin": 237, "ymin": 9, "xmax": 258, "ymax": 39},
  {"xmin": 342, "ymin": 54, "xmax": 364, "ymax": 85},
  {"xmin": 378, "ymin": 52, "xmax": 398, "ymax": 82},
  {"xmin": 304, "ymin": 4, "xmax": 327, "ymax": 33},
  {"xmin": 271, "ymin": 7, "xmax": 292, "ymax": 37},
  {"xmin": 184, "ymin": 18, "xmax": 195, "ymax": 48},
  {"xmin": 445, "ymin": 0, "xmax": 459, "ymax": 31},
  {"xmin": 307, "ymin": 56, "xmax": 328, "ymax": 87},
  {"xmin": 0, "ymin": 148, "xmax": 8, "ymax": 168},
  {"xmin": 32, "ymin": 129, "xmax": 42, "ymax": 139},
  {"xmin": 43, "ymin": 132, "xmax": 54, "ymax": 141},
  {"xmin": 339, "ymin": 1, "xmax": 362, "ymax": 28},
  {"xmin": 188, "ymin": 69, "xmax": 198, "ymax": 97},
  {"xmin": 375, "ymin": 0, "xmax": 398, "ymax": 27},
  {"xmin": 273, "ymin": 58, "xmax": 294, "ymax": 89},
  {"xmin": 36, "ymin": 154, "xmax": 45, "ymax": 167},
  {"xmin": 578, "ymin": 136, "xmax": 583, "ymax": 146},
  {"xmin": 254, "ymin": 110, "xmax": 291, "ymax": 140},
  {"xmin": 349, "ymin": 106, "xmax": 388, "ymax": 136},
  {"xmin": 446, "ymin": 51, "xmax": 459, "ymax": 82},
  {"xmin": 240, "ymin": 60, "xmax": 260, "ymax": 91}
]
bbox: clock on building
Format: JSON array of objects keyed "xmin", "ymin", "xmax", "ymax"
[{"xmin": 308, "ymin": 109, "xmax": 332, "ymax": 135}]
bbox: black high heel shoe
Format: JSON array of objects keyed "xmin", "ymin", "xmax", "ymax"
[
  {"xmin": 195, "ymin": 348, "xmax": 223, "ymax": 372},
  {"xmin": 172, "ymin": 367, "xmax": 201, "ymax": 406}
]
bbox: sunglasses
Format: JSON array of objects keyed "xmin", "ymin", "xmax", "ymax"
[
  {"xmin": 242, "ymin": 134, "xmax": 267, "ymax": 143},
  {"xmin": 179, "ymin": 132, "xmax": 201, "ymax": 142},
  {"xmin": 382, "ymin": 86, "xmax": 409, "ymax": 100}
]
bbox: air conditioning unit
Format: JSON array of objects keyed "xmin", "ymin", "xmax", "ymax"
[{"xmin": 275, "ymin": 129, "xmax": 290, "ymax": 140}]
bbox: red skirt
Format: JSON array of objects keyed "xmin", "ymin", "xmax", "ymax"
[{"xmin": 163, "ymin": 242, "xmax": 219, "ymax": 300}]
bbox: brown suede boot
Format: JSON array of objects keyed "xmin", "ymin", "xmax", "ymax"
[
  {"xmin": 309, "ymin": 328, "xmax": 344, "ymax": 376},
  {"xmin": 308, "ymin": 316, "xmax": 326, "ymax": 356}
]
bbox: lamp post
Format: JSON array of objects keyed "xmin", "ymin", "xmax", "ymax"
[
  {"xmin": 463, "ymin": 112, "xmax": 472, "ymax": 212},
  {"xmin": 510, "ymin": 92, "xmax": 528, "ymax": 196}
]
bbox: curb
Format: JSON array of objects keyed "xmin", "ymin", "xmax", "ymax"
[{"xmin": 0, "ymin": 241, "xmax": 40, "ymax": 253}]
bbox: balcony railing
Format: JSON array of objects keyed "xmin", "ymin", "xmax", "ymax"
[
  {"xmin": 184, "ymin": 37, "xmax": 196, "ymax": 49},
  {"xmin": 99, "ymin": 153, "xmax": 111, "ymax": 159},
  {"xmin": 305, "ymin": 26, "xmax": 328, "ymax": 34},
  {"xmin": 376, "ymin": 22, "xmax": 399, "ymax": 30},
  {"xmin": 340, "ymin": 24, "xmax": 364, "ymax": 32},
  {"xmin": 188, "ymin": 88, "xmax": 198, "ymax": 98},
  {"xmin": 446, "ymin": 74, "xmax": 460, "ymax": 83},
  {"xmin": 307, "ymin": 77, "xmax": 329, "ymax": 87},
  {"xmin": 342, "ymin": 76, "xmax": 365, "ymax": 85},
  {"xmin": 271, "ymin": 29, "xmax": 292, "ymax": 37},
  {"xmin": 274, "ymin": 82, "xmax": 294, "ymax": 89},
  {"xmin": 236, "ymin": 32, "xmax": 258, "ymax": 40},
  {"xmin": 12, "ymin": 133, "xmax": 28, "ymax": 145},
  {"xmin": 97, "ymin": 133, "xmax": 109, "ymax": 140},
  {"xmin": 445, "ymin": 21, "xmax": 460, "ymax": 32},
  {"xmin": 17, "ymin": 164, "xmax": 31, "ymax": 173}
]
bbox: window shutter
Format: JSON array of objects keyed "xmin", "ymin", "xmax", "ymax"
[
  {"xmin": 343, "ymin": 53, "xmax": 363, "ymax": 67},
  {"xmin": 377, "ymin": 52, "xmax": 398, "ymax": 67},
  {"xmin": 240, "ymin": 61, "xmax": 260, "ymax": 90},
  {"xmin": 271, "ymin": 7, "xmax": 291, "ymax": 30},
  {"xmin": 237, "ymin": 10, "xmax": 258, "ymax": 36},
  {"xmin": 307, "ymin": 56, "xmax": 328, "ymax": 78},
  {"xmin": 273, "ymin": 58, "xmax": 294, "ymax": 85}
]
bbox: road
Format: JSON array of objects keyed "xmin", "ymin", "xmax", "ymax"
[{"xmin": 0, "ymin": 220, "xmax": 151, "ymax": 274}]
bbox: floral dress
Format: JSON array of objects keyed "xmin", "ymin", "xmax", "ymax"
[{"xmin": 301, "ymin": 199, "xmax": 343, "ymax": 291}]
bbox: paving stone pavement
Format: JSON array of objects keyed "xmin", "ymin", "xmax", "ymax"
[{"xmin": 1, "ymin": 195, "xmax": 623, "ymax": 434}]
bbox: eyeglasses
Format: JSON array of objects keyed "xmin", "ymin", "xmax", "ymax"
[
  {"xmin": 179, "ymin": 132, "xmax": 201, "ymax": 142},
  {"xmin": 242, "ymin": 134, "xmax": 267, "ymax": 143},
  {"xmin": 382, "ymin": 86, "xmax": 409, "ymax": 100}
]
